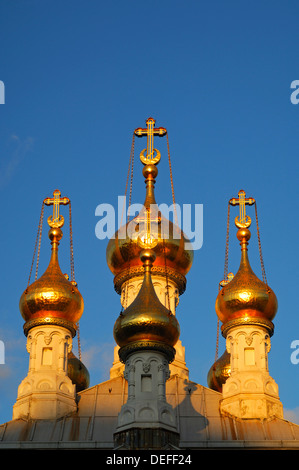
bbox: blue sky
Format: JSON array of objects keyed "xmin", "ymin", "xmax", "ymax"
[{"xmin": 0, "ymin": 1, "xmax": 298, "ymax": 425}]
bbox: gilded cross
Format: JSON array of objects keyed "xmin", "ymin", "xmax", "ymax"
[
  {"xmin": 219, "ymin": 272, "xmax": 234, "ymax": 288},
  {"xmin": 229, "ymin": 190, "xmax": 255, "ymax": 229},
  {"xmin": 134, "ymin": 117, "xmax": 167, "ymax": 165},
  {"xmin": 134, "ymin": 207, "xmax": 161, "ymax": 249},
  {"xmin": 44, "ymin": 189, "xmax": 70, "ymax": 228}
]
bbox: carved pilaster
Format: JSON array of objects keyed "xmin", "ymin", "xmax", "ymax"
[
  {"xmin": 114, "ymin": 350, "xmax": 179, "ymax": 448},
  {"xmin": 13, "ymin": 324, "xmax": 77, "ymax": 420},
  {"xmin": 220, "ymin": 323, "xmax": 283, "ymax": 419}
]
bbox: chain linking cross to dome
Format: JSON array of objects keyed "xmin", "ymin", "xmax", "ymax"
[
  {"xmin": 229, "ymin": 189, "xmax": 255, "ymax": 229},
  {"xmin": 44, "ymin": 189, "xmax": 70, "ymax": 228},
  {"xmin": 134, "ymin": 117, "xmax": 167, "ymax": 165}
]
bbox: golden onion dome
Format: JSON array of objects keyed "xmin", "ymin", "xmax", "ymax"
[
  {"xmin": 113, "ymin": 248, "xmax": 180, "ymax": 363},
  {"xmin": 207, "ymin": 350, "xmax": 231, "ymax": 392},
  {"xmin": 67, "ymin": 351, "xmax": 90, "ymax": 393},
  {"xmin": 215, "ymin": 228, "xmax": 277, "ymax": 331},
  {"xmin": 106, "ymin": 164, "xmax": 193, "ymax": 295},
  {"xmin": 20, "ymin": 227, "xmax": 84, "ymax": 336}
]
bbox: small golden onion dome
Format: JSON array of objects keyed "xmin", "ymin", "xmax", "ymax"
[
  {"xmin": 20, "ymin": 227, "xmax": 84, "ymax": 335},
  {"xmin": 215, "ymin": 228, "xmax": 277, "ymax": 327},
  {"xmin": 207, "ymin": 350, "xmax": 231, "ymax": 392},
  {"xmin": 113, "ymin": 248, "xmax": 180, "ymax": 363},
  {"xmin": 67, "ymin": 351, "xmax": 90, "ymax": 393},
  {"xmin": 106, "ymin": 164, "xmax": 193, "ymax": 290}
]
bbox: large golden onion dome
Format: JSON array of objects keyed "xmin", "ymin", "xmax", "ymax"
[
  {"xmin": 207, "ymin": 350, "xmax": 231, "ymax": 392},
  {"xmin": 67, "ymin": 351, "xmax": 90, "ymax": 393},
  {"xmin": 106, "ymin": 163, "xmax": 193, "ymax": 295},
  {"xmin": 113, "ymin": 248, "xmax": 180, "ymax": 363},
  {"xmin": 215, "ymin": 228, "xmax": 277, "ymax": 333},
  {"xmin": 20, "ymin": 226, "xmax": 84, "ymax": 336}
]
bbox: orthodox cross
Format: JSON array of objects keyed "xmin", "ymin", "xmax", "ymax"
[
  {"xmin": 135, "ymin": 206, "xmax": 161, "ymax": 249},
  {"xmin": 219, "ymin": 272, "xmax": 234, "ymax": 288},
  {"xmin": 44, "ymin": 189, "xmax": 70, "ymax": 228},
  {"xmin": 229, "ymin": 190, "xmax": 255, "ymax": 229},
  {"xmin": 134, "ymin": 117, "xmax": 167, "ymax": 165}
]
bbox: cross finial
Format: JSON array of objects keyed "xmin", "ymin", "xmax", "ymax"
[
  {"xmin": 219, "ymin": 272, "xmax": 234, "ymax": 288},
  {"xmin": 44, "ymin": 189, "xmax": 70, "ymax": 228},
  {"xmin": 229, "ymin": 190, "xmax": 255, "ymax": 229},
  {"xmin": 134, "ymin": 117, "xmax": 167, "ymax": 165},
  {"xmin": 135, "ymin": 207, "xmax": 161, "ymax": 249}
]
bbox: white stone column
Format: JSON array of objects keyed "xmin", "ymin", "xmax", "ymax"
[
  {"xmin": 13, "ymin": 324, "xmax": 77, "ymax": 420},
  {"xmin": 115, "ymin": 350, "xmax": 177, "ymax": 433},
  {"xmin": 220, "ymin": 322, "xmax": 283, "ymax": 419}
]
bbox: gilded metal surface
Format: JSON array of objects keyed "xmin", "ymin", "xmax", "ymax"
[
  {"xmin": 113, "ymin": 265, "xmax": 186, "ymax": 295},
  {"xmin": 106, "ymin": 162, "xmax": 193, "ymax": 279},
  {"xmin": 221, "ymin": 317, "xmax": 274, "ymax": 338},
  {"xmin": 215, "ymin": 228, "xmax": 277, "ymax": 326},
  {"xmin": 20, "ymin": 227, "xmax": 84, "ymax": 329},
  {"xmin": 23, "ymin": 317, "xmax": 77, "ymax": 337},
  {"xmin": 107, "ymin": 215, "xmax": 193, "ymax": 276},
  {"xmin": 207, "ymin": 350, "xmax": 231, "ymax": 392},
  {"xmin": 118, "ymin": 341, "xmax": 176, "ymax": 363},
  {"xmin": 67, "ymin": 351, "xmax": 90, "ymax": 393},
  {"xmin": 219, "ymin": 272, "xmax": 234, "ymax": 288},
  {"xmin": 229, "ymin": 189, "xmax": 255, "ymax": 229},
  {"xmin": 134, "ymin": 117, "xmax": 167, "ymax": 165},
  {"xmin": 44, "ymin": 189, "xmax": 70, "ymax": 229},
  {"xmin": 113, "ymin": 250, "xmax": 180, "ymax": 359}
]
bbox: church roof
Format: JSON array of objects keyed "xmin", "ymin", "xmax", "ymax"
[{"xmin": 1, "ymin": 375, "xmax": 299, "ymax": 449}]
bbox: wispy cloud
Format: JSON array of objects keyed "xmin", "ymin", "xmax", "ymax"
[
  {"xmin": 284, "ymin": 407, "xmax": 299, "ymax": 426},
  {"xmin": 0, "ymin": 134, "xmax": 34, "ymax": 189},
  {"xmin": 0, "ymin": 326, "xmax": 27, "ymax": 400},
  {"xmin": 72, "ymin": 341, "xmax": 115, "ymax": 385}
]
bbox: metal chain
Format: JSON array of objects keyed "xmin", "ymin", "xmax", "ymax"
[
  {"xmin": 165, "ymin": 133, "xmax": 177, "ymax": 311},
  {"xmin": 35, "ymin": 203, "xmax": 45, "ymax": 281},
  {"xmin": 68, "ymin": 201, "xmax": 82, "ymax": 361},
  {"xmin": 128, "ymin": 134, "xmax": 135, "ymax": 223},
  {"xmin": 27, "ymin": 202, "xmax": 45, "ymax": 288},
  {"xmin": 255, "ymin": 202, "xmax": 268, "ymax": 285},
  {"xmin": 166, "ymin": 132, "xmax": 178, "ymax": 226},
  {"xmin": 69, "ymin": 202, "xmax": 75, "ymax": 283},
  {"xmin": 162, "ymin": 230, "xmax": 171, "ymax": 312},
  {"xmin": 122, "ymin": 264, "xmax": 130, "ymax": 312},
  {"xmin": 120, "ymin": 133, "xmax": 135, "ymax": 228},
  {"xmin": 213, "ymin": 317, "xmax": 220, "ymax": 369},
  {"xmin": 76, "ymin": 322, "xmax": 82, "ymax": 361},
  {"xmin": 122, "ymin": 133, "xmax": 135, "ymax": 312},
  {"xmin": 224, "ymin": 203, "xmax": 230, "ymax": 281},
  {"xmin": 214, "ymin": 203, "xmax": 230, "ymax": 365}
]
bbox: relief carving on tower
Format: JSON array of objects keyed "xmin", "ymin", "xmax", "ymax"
[
  {"xmin": 220, "ymin": 324, "xmax": 283, "ymax": 419},
  {"xmin": 115, "ymin": 351, "xmax": 178, "ymax": 434},
  {"xmin": 13, "ymin": 325, "xmax": 77, "ymax": 420}
]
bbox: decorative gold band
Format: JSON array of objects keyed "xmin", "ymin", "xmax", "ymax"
[
  {"xmin": 23, "ymin": 317, "xmax": 77, "ymax": 337},
  {"xmin": 118, "ymin": 341, "xmax": 176, "ymax": 363},
  {"xmin": 221, "ymin": 317, "xmax": 274, "ymax": 338},
  {"xmin": 114, "ymin": 266, "xmax": 186, "ymax": 295}
]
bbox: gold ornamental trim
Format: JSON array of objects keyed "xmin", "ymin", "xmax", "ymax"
[
  {"xmin": 118, "ymin": 341, "xmax": 176, "ymax": 364},
  {"xmin": 134, "ymin": 117, "xmax": 167, "ymax": 166},
  {"xmin": 44, "ymin": 189, "xmax": 70, "ymax": 229},
  {"xmin": 229, "ymin": 189, "xmax": 255, "ymax": 229},
  {"xmin": 114, "ymin": 266, "xmax": 186, "ymax": 295},
  {"xmin": 221, "ymin": 317, "xmax": 274, "ymax": 338},
  {"xmin": 23, "ymin": 317, "xmax": 77, "ymax": 337}
]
